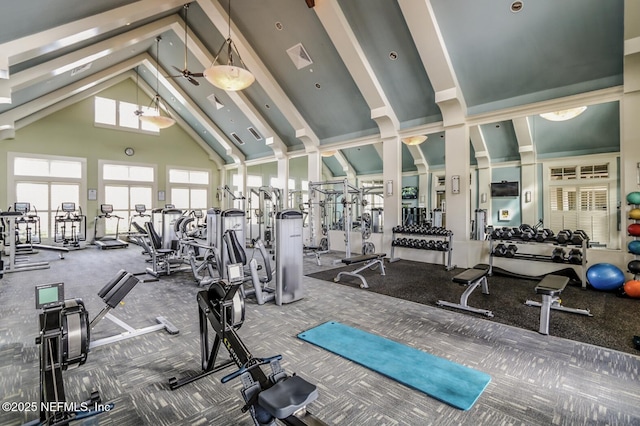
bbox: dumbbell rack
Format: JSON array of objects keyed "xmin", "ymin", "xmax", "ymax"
[
  {"xmin": 488, "ymin": 237, "xmax": 588, "ymax": 288},
  {"xmin": 390, "ymin": 227, "xmax": 455, "ymax": 270}
]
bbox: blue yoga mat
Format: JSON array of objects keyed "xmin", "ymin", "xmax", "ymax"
[{"xmin": 298, "ymin": 321, "xmax": 490, "ymax": 410}]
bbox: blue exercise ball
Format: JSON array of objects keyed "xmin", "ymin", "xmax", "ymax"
[
  {"xmin": 587, "ymin": 263, "xmax": 626, "ymax": 291},
  {"xmin": 629, "ymin": 240, "xmax": 640, "ymax": 255}
]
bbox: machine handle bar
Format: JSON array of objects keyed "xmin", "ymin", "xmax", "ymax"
[{"xmin": 221, "ymin": 354, "xmax": 282, "ymax": 383}]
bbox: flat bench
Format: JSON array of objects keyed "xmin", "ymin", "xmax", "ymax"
[
  {"xmin": 525, "ymin": 274, "xmax": 592, "ymax": 335},
  {"xmin": 334, "ymin": 253, "xmax": 386, "ymax": 288},
  {"xmin": 437, "ymin": 268, "xmax": 493, "ymax": 317}
]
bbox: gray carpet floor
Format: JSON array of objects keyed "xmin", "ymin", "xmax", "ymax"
[{"xmin": 1, "ymin": 246, "xmax": 640, "ymax": 425}]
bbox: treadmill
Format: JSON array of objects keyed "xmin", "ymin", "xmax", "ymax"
[{"xmin": 93, "ymin": 204, "xmax": 128, "ymax": 249}]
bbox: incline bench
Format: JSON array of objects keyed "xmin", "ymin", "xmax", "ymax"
[
  {"xmin": 437, "ymin": 268, "xmax": 494, "ymax": 317},
  {"xmin": 334, "ymin": 253, "xmax": 386, "ymax": 288},
  {"xmin": 525, "ymin": 274, "xmax": 592, "ymax": 335}
]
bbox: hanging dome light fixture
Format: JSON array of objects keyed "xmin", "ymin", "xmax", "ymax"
[
  {"xmin": 402, "ymin": 135, "xmax": 427, "ymax": 146},
  {"xmin": 138, "ymin": 36, "xmax": 176, "ymax": 129},
  {"xmin": 203, "ymin": 0, "xmax": 255, "ymax": 91}
]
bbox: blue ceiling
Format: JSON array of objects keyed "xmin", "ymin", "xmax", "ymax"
[{"xmin": 0, "ymin": 0, "xmax": 626, "ymax": 176}]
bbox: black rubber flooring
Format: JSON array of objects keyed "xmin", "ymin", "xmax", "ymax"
[{"xmin": 308, "ymin": 259, "xmax": 640, "ymax": 355}]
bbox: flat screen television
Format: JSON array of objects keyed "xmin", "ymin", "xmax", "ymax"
[
  {"xmin": 402, "ymin": 186, "xmax": 418, "ymax": 199},
  {"xmin": 491, "ymin": 181, "xmax": 519, "ymax": 197}
]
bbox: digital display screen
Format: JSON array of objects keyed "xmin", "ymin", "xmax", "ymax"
[
  {"xmin": 491, "ymin": 181, "xmax": 519, "ymax": 197},
  {"xmin": 228, "ymin": 263, "xmax": 243, "ymax": 282},
  {"xmin": 14, "ymin": 202, "xmax": 30, "ymax": 213},
  {"xmin": 35, "ymin": 283, "xmax": 64, "ymax": 309},
  {"xmin": 62, "ymin": 202, "xmax": 75, "ymax": 212},
  {"xmin": 101, "ymin": 204, "xmax": 113, "ymax": 214},
  {"xmin": 135, "ymin": 204, "xmax": 146, "ymax": 213}
]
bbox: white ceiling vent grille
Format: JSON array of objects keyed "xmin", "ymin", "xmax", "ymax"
[
  {"xmin": 230, "ymin": 132, "xmax": 244, "ymax": 145},
  {"xmin": 248, "ymin": 127, "xmax": 262, "ymax": 140},
  {"xmin": 70, "ymin": 62, "xmax": 92, "ymax": 76},
  {"xmin": 286, "ymin": 43, "xmax": 313, "ymax": 70}
]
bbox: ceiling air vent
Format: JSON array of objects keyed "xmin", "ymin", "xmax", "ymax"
[
  {"xmin": 230, "ymin": 132, "xmax": 244, "ymax": 145},
  {"xmin": 286, "ymin": 43, "xmax": 313, "ymax": 70},
  {"xmin": 207, "ymin": 93, "xmax": 224, "ymax": 110},
  {"xmin": 247, "ymin": 127, "xmax": 262, "ymax": 141},
  {"xmin": 70, "ymin": 62, "xmax": 92, "ymax": 76}
]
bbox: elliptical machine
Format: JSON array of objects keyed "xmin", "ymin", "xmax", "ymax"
[{"xmin": 168, "ymin": 263, "xmax": 325, "ymax": 426}]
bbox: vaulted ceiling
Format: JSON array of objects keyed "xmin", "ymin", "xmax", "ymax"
[{"xmin": 0, "ymin": 0, "xmax": 624, "ymax": 174}]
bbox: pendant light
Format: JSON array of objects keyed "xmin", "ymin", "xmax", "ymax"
[
  {"xmin": 203, "ymin": 0, "xmax": 255, "ymax": 91},
  {"xmin": 139, "ymin": 36, "xmax": 176, "ymax": 129},
  {"xmin": 402, "ymin": 135, "xmax": 427, "ymax": 146}
]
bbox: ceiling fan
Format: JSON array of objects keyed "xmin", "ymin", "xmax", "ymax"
[{"xmin": 169, "ymin": 3, "xmax": 203, "ymax": 86}]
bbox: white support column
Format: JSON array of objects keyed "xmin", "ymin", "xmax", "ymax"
[
  {"xmin": 383, "ymin": 136, "xmax": 402, "ymax": 252},
  {"xmin": 622, "ymin": 1, "xmax": 640, "ymax": 255},
  {"xmin": 513, "ymin": 117, "xmax": 537, "ymax": 226},
  {"xmin": 277, "ymin": 156, "xmax": 289, "ymax": 208},
  {"xmin": 470, "ymin": 125, "xmax": 491, "ymax": 218},
  {"xmin": 444, "ymin": 125, "xmax": 471, "ymax": 266},
  {"xmin": 308, "ymin": 150, "xmax": 322, "ymax": 246}
]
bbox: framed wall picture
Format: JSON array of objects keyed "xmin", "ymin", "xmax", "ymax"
[
  {"xmin": 499, "ymin": 209, "xmax": 511, "ymax": 221},
  {"xmin": 88, "ymin": 189, "xmax": 97, "ymax": 201},
  {"xmin": 158, "ymin": 190, "xmax": 165, "ymax": 201}
]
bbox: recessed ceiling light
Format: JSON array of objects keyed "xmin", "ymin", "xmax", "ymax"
[
  {"xmin": 315, "ymin": 83, "xmax": 321, "ymax": 89},
  {"xmin": 275, "ymin": 22, "xmax": 283, "ymax": 30},
  {"xmin": 510, "ymin": 1, "xmax": 523, "ymax": 13},
  {"xmin": 265, "ymin": 104, "xmax": 271, "ymax": 109},
  {"xmin": 389, "ymin": 51, "xmax": 398, "ymax": 60}
]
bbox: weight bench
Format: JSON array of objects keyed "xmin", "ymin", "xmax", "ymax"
[
  {"xmin": 524, "ymin": 274, "xmax": 592, "ymax": 335},
  {"xmin": 437, "ymin": 268, "xmax": 494, "ymax": 317},
  {"xmin": 334, "ymin": 253, "xmax": 386, "ymax": 288}
]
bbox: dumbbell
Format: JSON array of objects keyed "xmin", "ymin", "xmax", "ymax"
[
  {"xmin": 440, "ymin": 241, "xmax": 449, "ymax": 251},
  {"xmin": 392, "ymin": 239, "xmax": 399, "ymax": 247},
  {"xmin": 501, "ymin": 227, "xmax": 515, "ymax": 239},
  {"xmin": 571, "ymin": 230, "xmax": 589, "ymax": 245},
  {"xmin": 567, "ymin": 248, "xmax": 583, "ymax": 264},
  {"xmin": 535, "ymin": 229, "xmax": 554, "ymax": 242},
  {"xmin": 426, "ymin": 240, "xmax": 437, "ymax": 250},
  {"xmin": 551, "ymin": 247, "xmax": 566, "ymax": 263},
  {"xmin": 505, "ymin": 244, "xmax": 518, "ymax": 258},
  {"xmin": 519, "ymin": 224, "xmax": 535, "ymax": 241},
  {"xmin": 556, "ymin": 230, "xmax": 572, "ymax": 245},
  {"xmin": 493, "ymin": 243, "xmax": 507, "ymax": 257},
  {"xmin": 491, "ymin": 228, "xmax": 503, "ymax": 240}
]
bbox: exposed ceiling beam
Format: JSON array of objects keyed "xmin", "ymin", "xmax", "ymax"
[
  {"xmin": 0, "ymin": 0, "xmax": 186, "ymax": 77},
  {"xmin": 512, "ymin": 117, "xmax": 535, "ymax": 165},
  {"xmin": 0, "ymin": 16, "xmax": 182, "ymax": 104},
  {"xmin": 398, "ymin": 0, "xmax": 466, "ymax": 127},
  {"xmin": 197, "ymin": 0, "xmax": 320, "ymax": 152},
  {"xmin": 469, "ymin": 125, "xmax": 490, "ymax": 169},
  {"xmin": 313, "ymin": 0, "xmax": 399, "ymax": 138}
]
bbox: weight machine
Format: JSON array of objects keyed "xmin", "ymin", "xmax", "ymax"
[
  {"xmin": 54, "ymin": 202, "xmax": 86, "ymax": 248},
  {"xmin": 308, "ymin": 180, "xmax": 373, "ymax": 258},
  {"xmin": 168, "ymin": 263, "xmax": 325, "ymax": 426}
]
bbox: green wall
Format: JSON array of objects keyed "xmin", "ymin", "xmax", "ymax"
[{"xmin": 1, "ymin": 79, "xmax": 221, "ymax": 217}]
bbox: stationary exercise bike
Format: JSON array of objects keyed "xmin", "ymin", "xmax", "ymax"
[{"xmin": 168, "ymin": 263, "xmax": 326, "ymax": 426}]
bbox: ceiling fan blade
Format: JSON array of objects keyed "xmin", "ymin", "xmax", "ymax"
[
  {"xmin": 190, "ymin": 72, "xmax": 204, "ymax": 78},
  {"xmin": 187, "ymin": 76, "xmax": 200, "ymax": 86}
]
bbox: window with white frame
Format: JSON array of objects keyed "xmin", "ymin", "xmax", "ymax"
[
  {"xmin": 546, "ymin": 160, "xmax": 617, "ymax": 248},
  {"xmin": 94, "ymin": 96, "xmax": 159, "ymax": 133},
  {"xmin": 168, "ymin": 168, "xmax": 209, "ymax": 211},
  {"xmin": 10, "ymin": 154, "xmax": 85, "ymax": 239},
  {"xmin": 101, "ymin": 162, "xmax": 155, "ymax": 235}
]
